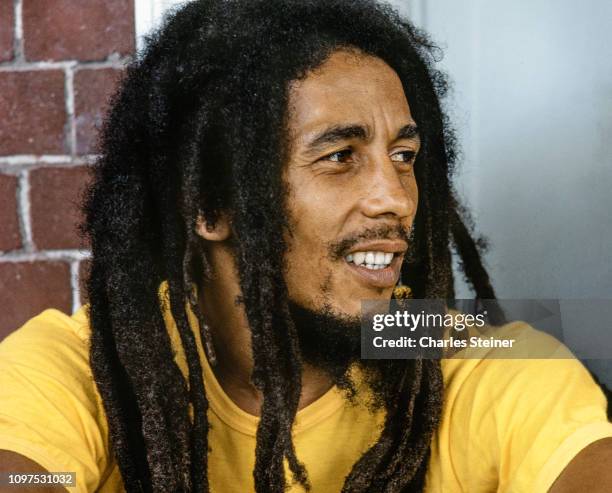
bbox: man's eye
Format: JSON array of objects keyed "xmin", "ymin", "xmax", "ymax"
[
  {"xmin": 390, "ymin": 150, "xmax": 416, "ymax": 163},
  {"xmin": 324, "ymin": 149, "xmax": 353, "ymax": 163}
]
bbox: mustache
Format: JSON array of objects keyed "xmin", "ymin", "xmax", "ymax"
[{"xmin": 328, "ymin": 223, "xmax": 414, "ymax": 261}]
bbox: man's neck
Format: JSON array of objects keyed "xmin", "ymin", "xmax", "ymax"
[
  {"xmin": 198, "ymin": 247, "xmax": 333, "ymax": 416},
  {"xmin": 210, "ymin": 345, "xmax": 334, "ymax": 416}
]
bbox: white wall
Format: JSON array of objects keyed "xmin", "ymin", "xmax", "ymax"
[
  {"xmin": 402, "ymin": 0, "xmax": 612, "ymax": 384},
  {"xmin": 135, "ymin": 0, "xmax": 188, "ymax": 51},
  {"xmin": 398, "ymin": 0, "xmax": 612, "ymax": 302}
]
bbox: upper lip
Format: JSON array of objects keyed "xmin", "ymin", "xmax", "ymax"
[{"xmin": 345, "ymin": 240, "xmax": 408, "ymax": 256}]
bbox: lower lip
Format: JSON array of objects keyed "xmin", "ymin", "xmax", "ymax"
[{"xmin": 345, "ymin": 255, "xmax": 403, "ymax": 289}]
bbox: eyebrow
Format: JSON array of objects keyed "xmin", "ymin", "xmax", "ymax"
[
  {"xmin": 304, "ymin": 123, "xmax": 420, "ymax": 153},
  {"xmin": 396, "ymin": 123, "xmax": 420, "ymax": 141},
  {"xmin": 306, "ymin": 124, "xmax": 368, "ymax": 152}
]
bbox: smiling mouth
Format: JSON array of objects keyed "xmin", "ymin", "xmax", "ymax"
[
  {"xmin": 344, "ymin": 250, "xmax": 404, "ymax": 288},
  {"xmin": 346, "ymin": 251, "xmax": 394, "ymax": 270}
]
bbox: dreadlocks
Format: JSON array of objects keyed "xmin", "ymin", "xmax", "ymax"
[{"xmin": 82, "ymin": 0, "xmax": 498, "ymax": 491}]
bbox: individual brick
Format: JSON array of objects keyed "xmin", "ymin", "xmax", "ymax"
[
  {"xmin": 0, "ymin": 70, "xmax": 67, "ymax": 155},
  {"xmin": 0, "ymin": 174, "xmax": 22, "ymax": 251},
  {"xmin": 0, "ymin": 261, "xmax": 72, "ymax": 340},
  {"xmin": 0, "ymin": 0, "xmax": 14, "ymax": 62},
  {"xmin": 74, "ymin": 68, "xmax": 124, "ymax": 154},
  {"xmin": 29, "ymin": 166, "xmax": 91, "ymax": 249},
  {"xmin": 22, "ymin": 0, "xmax": 135, "ymax": 62}
]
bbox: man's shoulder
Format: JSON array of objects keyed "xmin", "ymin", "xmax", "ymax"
[
  {"xmin": 438, "ymin": 319, "xmax": 610, "ymax": 444},
  {"xmin": 0, "ymin": 306, "xmax": 94, "ymax": 394},
  {"xmin": 2, "ymin": 306, "xmax": 91, "ymax": 349},
  {"xmin": 440, "ymin": 319, "xmax": 576, "ymax": 381},
  {"xmin": 0, "ymin": 307, "xmax": 118, "ymax": 492},
  {"xmin": 432, "ymin": 320, "xmax": 612, "ymax": 492}
]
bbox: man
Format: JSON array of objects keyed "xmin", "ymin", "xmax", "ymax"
[{"xmin": 1, "ymin": 0, "xmax": 611, "ymax": 491}]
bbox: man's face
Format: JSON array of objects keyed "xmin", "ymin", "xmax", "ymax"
[{"xmin": 283, "ymin": 49, "xmax": 420, "ymax": 318}]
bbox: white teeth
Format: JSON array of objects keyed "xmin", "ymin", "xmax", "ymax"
[{"xmin": 345, "ymin": 250, "xmax": 395, "ymax": 269}]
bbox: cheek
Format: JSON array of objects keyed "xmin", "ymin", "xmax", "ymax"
[
  {"xmin": 286, "ymin": 197, "xmax": 333, "ymax": 275},
  {"xmin": 283, "ymin": 177, "xmax": 346, "ymax": 303},
  {"xmin": 410, "ymin": 177, "xmax": 419, "ymax": 204},
  {"xmin": 286, "ymin": 175, "xmax": 342, "ymax": 246},
  {"xmin": 400, "ymin": 173, "xmax": 418, "ymax": 209},
  {"xmin": 283, "ymin": 231, "xmax": 332, "ymax": 307}
]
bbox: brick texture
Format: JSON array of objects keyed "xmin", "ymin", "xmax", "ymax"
[
  {"xmin": 0, "ymin": 261, "xmax": 72, "ymax": 340},
  {"xmin": 0, "ymin": 70, "xmax": 67, "ymax": 155},
  {"xmin": 0, "ymin": 0, "xmax": 14, "ymax": 62},
  {"xmin": 30, "ymin": 166, "xmax": 91, "ymax": 250},
  {"xmin": 23, "ymin": 0, "xmax": 134, "ymax": 62},
  {"xmin": 0, "ymin": 174, "xmax": 22, "ymax": 252},
  {"xmin": 0, "ymin": 0, "xmax": 134, "ymax": 339},
  {"xmin": 74, "ymin": 68, "xmax": 124, "ymax": 154}
]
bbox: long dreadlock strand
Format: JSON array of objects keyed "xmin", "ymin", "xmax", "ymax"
[
  {"xmin": 86, "ymin": 61, "xmax": 197, "ymax": 491},
  {"xmin": 88, "ymin": 263, "xmax": 150, "ymax": 492},
  {"xmin": 448, "ymin": 195, "xmax": 507, "ymax": 325},
  {"xmin": 159, "ymin": 105, "xmax": 219, "ymax": 492},
  {"xmin": 449, "ymin": 196, "xmax": 497, "ymax": 299}
]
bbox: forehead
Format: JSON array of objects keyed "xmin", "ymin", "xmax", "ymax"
[{"xmin": 287, "ymin": 50, "xmax": 412, "ymax": 138}]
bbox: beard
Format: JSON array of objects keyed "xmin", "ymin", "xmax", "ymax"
[
  {"xmin": 284, "ymin": 222, "xmax": 419, "ymax": 408},
  {"xmin": 288, "ymin": 300, "xmax": 399, "ymax": 409}
]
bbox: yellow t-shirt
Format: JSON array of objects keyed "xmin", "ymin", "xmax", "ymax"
[{"xmin": 0, "ymin": 306, "xmax": 611, "ymax": 492}]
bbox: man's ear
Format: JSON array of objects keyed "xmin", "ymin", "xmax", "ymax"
[{"xmin": 196, "ymin": 213, "xmax": 232, "ymax": 242}]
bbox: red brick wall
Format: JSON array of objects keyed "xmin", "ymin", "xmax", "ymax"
[{"xmin": 0, "ymin": 0, "xmax": 134, "ymax": 339}]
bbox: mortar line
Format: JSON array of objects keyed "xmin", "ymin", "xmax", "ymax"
[
  {"xmin": 65, "ymin": 66, "xmax": 77, "ymax": 156},
  {"xmin": 0, "ymin": 249, "xmax": 91, "ymax": 262},
  {"xmin": 16, "ymin": 170, "xmax": 33, "ymax": 252},
  {"xmin": 13, "ymin": 0, "xmax": 23, "ymax": 62},
  {"xmin": 69, "ymin": 260, "xmax": 81, "ymax": 312}
]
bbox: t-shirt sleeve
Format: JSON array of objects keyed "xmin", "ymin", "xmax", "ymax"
[
  {"xmin": 446, "ymin": 325, "xmax": 612, "ymax": 492},
  {"xmin": 0, "ymin": 309, "xmax": 111, "ymax": 492}
]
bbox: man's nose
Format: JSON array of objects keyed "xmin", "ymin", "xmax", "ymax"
[{"xmin": 359, "ymin": 159, "xmax": 416, "ymax": 220}]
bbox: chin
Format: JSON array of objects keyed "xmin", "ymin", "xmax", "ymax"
[
  {"xmin": 326, "ymin": 296, "xmax": 368, "ymax": 320},
  {"xmin": 339, "ymin": 288, "xmax": 393, "ymax": 312}
]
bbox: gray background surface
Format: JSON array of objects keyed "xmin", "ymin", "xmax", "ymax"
[{"xmin": 393, "ymin": 0, "xmax": 612, "ymax": 385}]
